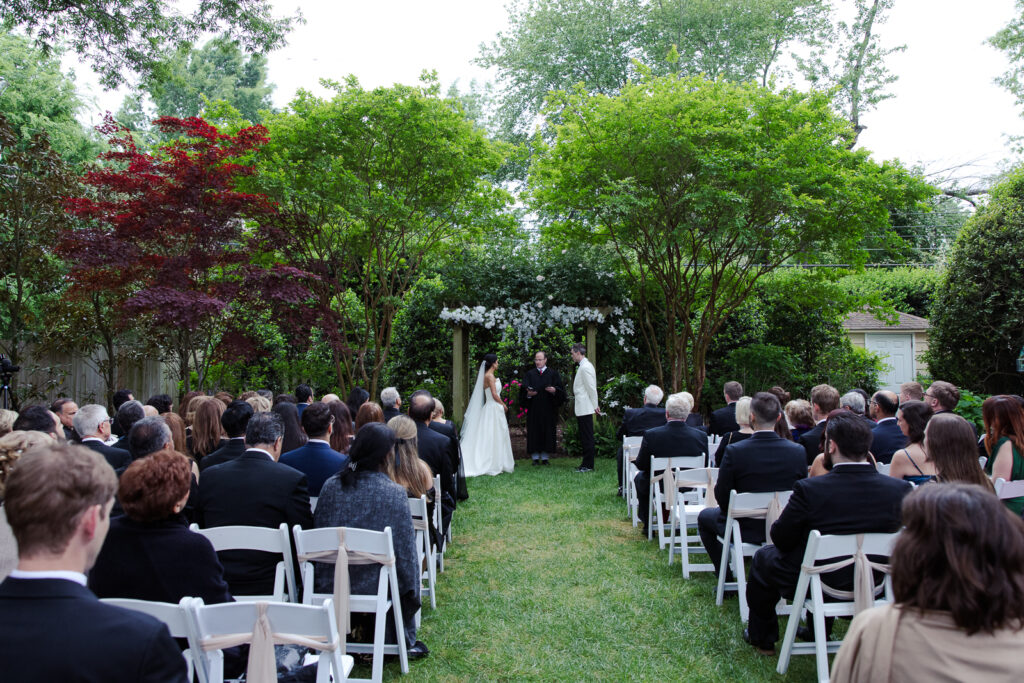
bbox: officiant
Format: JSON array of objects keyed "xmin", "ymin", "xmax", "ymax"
[{"xmin": 519, "ymin": 350, "xmax": 566, "ymax": 465}]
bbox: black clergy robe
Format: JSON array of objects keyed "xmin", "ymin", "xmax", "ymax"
[{"xmin": 520, "ymin": 366, "xmax": 566, "ymax": 453}]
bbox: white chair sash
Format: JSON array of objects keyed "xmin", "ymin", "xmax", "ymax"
[
  {"xmin": 200, "ymin": 602, "xmax": 337, "ymax": 683},
  {"xmin": 674, "ymin": 469, "xmax": 717, "ymax": 508},
  {"xmin": 652, "ymin": 467, "xmax": 678, "ymax": 509},
  {"xmin": 799, "ymin": 533, "xmax": 890, "ymax": 615},
  {"xmin": 730, "ymin": 492, "xmax": 786, "ymax": 542}
]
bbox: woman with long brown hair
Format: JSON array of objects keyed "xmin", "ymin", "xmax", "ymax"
[
  {"xmin": 355, "ymin": 402, "xmax": 385, "ymax": 432},
  {"xmin": 832, "ymin": 484, "xmax": 1024, "ymax": 682},
  {"xmin": 327, "ymin": 401, "xmax": 354, "ymax": 454},
  {"xmin": 188, "ymin": 398, "xmax": 225, "ymax": 462},
  {"xmin": 983, "ymin": 394, "xmax": 1024, "ymax": 514},
  {"xmin": 924, "ymin": 413, "xmax": 994, "ymax": 491},
  {"xmin": 386, "ymin": 416, "xmax": 433, "ymax": 499},
  {"xmin": 178, "ymin": 390, "xmax": 202, "ymax": 423}
]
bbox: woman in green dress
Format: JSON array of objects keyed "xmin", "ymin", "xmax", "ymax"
[{"xmin": 983, "ymin": 395, "xmax": 1024, "ymax": 515}]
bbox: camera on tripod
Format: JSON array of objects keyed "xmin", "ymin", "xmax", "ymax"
[
  {"xmin": 0, "ymin": 354, "xmax": 18, "ymax": 410},
  {"xmin": 0, "ymin": 354, "xmax": 19, "ymax": 376}
]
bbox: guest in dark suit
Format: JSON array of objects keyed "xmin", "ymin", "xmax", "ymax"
[
  {"xmin": 410, "ymin": 392, "xmax": 456, "ymax": 536},
  {"xmin": 869, "ymin": 390, "xmax": 906, "ymax": 464},
  {"xmin": 199, "ymin": 400, "xmax": 252, "ymax": 471},
  {"xmin": 281, "ymin": 402, "xmax": 348, "ymax": 496},
  {"xmin": 616, "ymin": 385, "xmax": 668, "ymax": 490},
  {"xmin": 698, "ymin": 393, "xmax": 807, "ymax": 576},
  {"xmin": 0, "ymin": 443, "xmax": 186, "ymax": 682},
  {"xmin": 841, "ymin": 390, "xmax": 876, "ymax": 428},
  {"xmin": 799, "ymin": 384, "xmax": 840, "ymax": 465},
  {"xmin": 633, "ymin": 393, "xmax": 708, "ymax": 534},
  {"xmin": 74, "ymin": 404, "xmax": 130, "ymax": 469},
  {"xmin": 428, "ymin": 398, "xmax": 467, "ymax": 501},
  {"xmin": 295, "ymin": 384, "xmax": 314, "ymax": 416},
  {"xmin": 195, "ymin": 412, "xmax": 313, "ymax": 596},
  {"xmin": 51, "ymin": 397, "xmax": 79, "ymax": 442},
  {"xmin": 11, "ymin": 404, "xmax": 64, "ymax": 441},
  {"xmin": 112, "ymin": 400, "xmax": 146, "ymax": 451},
  {"xmin": 743, "ymin": 411, "xmax": 911, "ymax": 653},
  {"xmin": 110, "ymin": 388, "xmax": 135, "ymax": 437},
  {"xmin": 709, "ymin": 381, "xmax": 743, "ymax": 436},
  {"xmin": 381, "ymin": 386, "xmax": 403, "ymax": 422}
]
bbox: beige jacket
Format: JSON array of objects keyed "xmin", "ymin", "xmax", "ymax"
[{"xmin": 573, "ymin": 357, "xmax": 598, "ymax": 417}]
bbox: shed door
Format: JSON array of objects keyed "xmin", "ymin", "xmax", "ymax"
[{"xmin": 865, "ymin": 333, "xmax": 914, "ymax": 392}]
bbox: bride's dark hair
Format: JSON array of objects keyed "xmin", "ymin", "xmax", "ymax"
[{"xmin": 483, "ymin": 353, "xmax": 498, "ymax": 370}]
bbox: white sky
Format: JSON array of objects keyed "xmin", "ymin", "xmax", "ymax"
[{"xmin": 69, "ymin": 0, "xmax": 1023, "ymax": 184}]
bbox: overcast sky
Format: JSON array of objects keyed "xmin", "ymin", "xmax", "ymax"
[{"xmin": 70, "ymin": 0, "xmax": 1023, "ymax": 184}]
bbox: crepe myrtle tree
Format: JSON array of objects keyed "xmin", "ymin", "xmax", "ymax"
[
  {"xmin": 529, "ymin": 72, "xmax": 932, "ymax": 407},
  {"xmin": 61, "ymin": 115, "xmax": 309, "ymax": 394}
]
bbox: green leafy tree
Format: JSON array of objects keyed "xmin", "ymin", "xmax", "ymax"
[
  {"xmin": 927, "ymin": 167, "xmax": 1024, "ymax": 395},
  {"xmin": 990, "ymin": 2, "xmax": 1024, "ymax": 115},
  {"xmin": 255, "ymin": 76, "xmax": 514, "ymax": 398},
  {"xmin": 1, "ymin": 0, "xmax": 298, "ymax": 88},
  {"xmin": 530, "ymin": 73, "xmax": 931, "ymax": 406}
]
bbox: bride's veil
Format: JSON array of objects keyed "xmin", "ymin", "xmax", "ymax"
[{"xmin": 460, "ymin": 360, "xmax": 488, "ymax": 440}]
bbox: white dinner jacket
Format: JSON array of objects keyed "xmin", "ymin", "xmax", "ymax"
[{"xmin": 573, "ymin": 357, "xmax": 598, "ymax": 416}]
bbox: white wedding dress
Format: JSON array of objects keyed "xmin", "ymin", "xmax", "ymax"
[{"xmin": 461, "ymin": 363, "xmax": 515, "ymax": 477}]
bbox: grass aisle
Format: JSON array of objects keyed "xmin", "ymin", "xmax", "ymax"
[{"xmin": 377, "ymin": 458, "xmax": 820, "ymax": 681}]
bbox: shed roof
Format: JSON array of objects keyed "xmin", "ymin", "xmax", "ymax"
[{"xmin": 843, "ymin": 310, "xmax": 930, "ymax": 331}]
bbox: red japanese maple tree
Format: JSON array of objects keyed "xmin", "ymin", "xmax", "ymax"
[{"xmin": 61, "ymin": 115, "xmax": 309, "ymax": 392}]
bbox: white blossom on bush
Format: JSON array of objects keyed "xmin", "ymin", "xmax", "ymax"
[{"xmin": 440, "ymin": 301, "xmax": 634, "ymax": 349}]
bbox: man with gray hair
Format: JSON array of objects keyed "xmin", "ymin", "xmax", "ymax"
[
  {"xmin": 616, "ymin": 384, "xmax": 667, "ymax": 494},
  {"xmin": 840, "ymin": 390, "xmax": 875, "ymax": 428},
  {"xmin": 381, "ymin": 386, "xmax": 402, "ymax": 422},
  {"xmin": 125, "ymin": 416, "xmax": 174, "ymax": 462},
  {"xmin": 633, "ymin": 392, "xmax": 708, "ymax": 536},
  {"xmin": 74, "ymin": 404, "xmax": 130, "ymax": 469},
  {"xmin": 195, "ymin": 412, "xmax": 313, "ymax": 596},
  {"xmin": 111, "ymin": 400, "xmax": 145, "ymax": 451}
]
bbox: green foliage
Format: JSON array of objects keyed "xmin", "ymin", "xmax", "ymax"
[
  {"xmin": 560, "ymin": 413, "xmax": 619, "ymax": 460},
  {"xmin": 990, "ymin": 2, "xmax": 1024, "ymax": 117},
  {"xmin": 927, "ymin": 167, "xmax": 1024, "ymax": 395},
  {"xmin": 838, "ymin": 267, "xmax": 941, "ymax": 318},
  {"xmin": 1, "ymin": 0, "xmax": 298, "ymax": 88},
  {"xmin": 384, "ymin": 276, "xmax": 452, "ymax": 408},
  {"xmin": 599, "ymin": 373, "xmax": 648, "ymax": 420},
  {"xmin": 952, "ymin": 387, "xmax": 986, "ymax": 434}
]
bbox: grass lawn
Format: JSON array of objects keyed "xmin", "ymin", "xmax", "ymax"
[{"xmin": 360, "ymin": 457, "xmax": 824, "ymax": 681}]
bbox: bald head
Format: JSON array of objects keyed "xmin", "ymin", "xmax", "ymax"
[{"xmin": 871, "ymin": 390, "xmax": 899, "ymax": 420}]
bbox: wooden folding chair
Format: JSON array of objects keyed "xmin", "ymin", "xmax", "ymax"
[
  {"xmin": 101, "ymin": 597, "xmax": 205, "ymax": 683},
  {"xmin": 776, "ymin": 530, "xmax": 899, "ymax": 683},
  {"xmin": 190, "ymin": 523, "xmax": 297, "ymax": 603}
]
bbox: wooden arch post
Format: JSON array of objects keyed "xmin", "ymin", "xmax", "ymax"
[{"xmin": 452, "ymin": 323, "xmax": 470, "ymax": 424}]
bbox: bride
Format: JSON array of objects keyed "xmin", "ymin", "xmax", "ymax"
[{"xmin": 461, "ymin": 353, "xmax": 515, "ymax": 477}]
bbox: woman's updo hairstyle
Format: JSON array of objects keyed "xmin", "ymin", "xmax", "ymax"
[
  {"xmin": 483, "ymin": 353, "xmax": 498, "ymax": 371},
  {"xmin": 340, "ymin": 422, "xmax": 396, "ymax": 486}
]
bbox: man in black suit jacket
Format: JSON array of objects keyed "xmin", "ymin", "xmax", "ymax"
[
  {"xmin": 743, "ymin": 412, "xmax": 911, "ymax": 653},
  {"xmin": 633, "ymin": 392, "xmax": 708, "ymax": 534},
  {"xmin": 74, "ymin": 403, "xmax": 130, "ymax": 469},
  {"xmin": 616, "ymin": 384, "xmax": 668, "ymax": 491},
  {"xmin": 799, "ymin": 384, "xmax": 840, "ymax": 465},
  {"xmin": 111, "ymin": 399, "xmax": 145, "ymax": 451},
  {"xmin": 410, "ymin": 392, "xmax": 457, "ymax": 535},
  {"xmin": 708, "ymin": 381, "xmax": 743, "ymax": 436},
  {"xmin": 195, "ymin": 412, "xmax": 313, "ymax": 596},
  {"xmin": 200, "ymin": 400, "xmax": 253, "ymax": 471},
  {"xmin": 0, "ymin": 443, "xmax": 186, "ymax": 681},
  {"xmin": 869, "ymin": 390, "xmax": 906, "ymax": 464},
  {"xmin": 381, "ymin": 386, "xmax": 403, "ymax": 422},
  {"xmin": 698, "ymin": 393, "xmax": 807, "ymax": 576}
]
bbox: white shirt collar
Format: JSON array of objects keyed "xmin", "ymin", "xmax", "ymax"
[
  {"xmin": 876, "ymin": 416, "xmax": 896, "ymax": 424},
  {"xmin": 230, "ymin": 436, "xmax": 245, "ymax": 441},
  {"xmin": 9, "ymin": 569, "xmax": 87, "ymax": 586},
  {"xmin": 753, "ymin": 429, "xmax": 776, "ymax": 434},
  {"xmin": 247, "ymin": 447, "xmax": 275, "ymax": 461},
  {"xmin": 80, "ymin": 437, "xmax": 105, "ymax": 443},
  {"xmin": 537, "ymin": 366, "xmax": 545, "ymax": 373},
  {"xmin": 308, "ymin": 439, "xmax": 331, "ymax": 446}
]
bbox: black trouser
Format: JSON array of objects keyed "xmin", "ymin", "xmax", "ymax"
[
  {"xmin": 577, "ymin": 413, "xmax": 595, "ymax": 468},
  {"xmin": 616, "ymin": 446, "xmax": 624, "ymax": 486},
  {"xmin": 747, "ymin": 546, "xmax": 833, "ymax": 645}
]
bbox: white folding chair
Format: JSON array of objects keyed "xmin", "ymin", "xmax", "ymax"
[
  {"xmin": 715, "ymin": 489, "xmax": 794, "ymax": 623},
  {"xmin": 994, "ymin": 477, "xmax": 1024, "ymax": 499},
  {"xmin": 433, "ymin": 473, "xmax": 447, "ymax": 572},
  {"xmin": 293, "ymin": 525, "xmax": 409, "ymax": 683},
  {"xmin": 190, "ymin": 523, "xmax": 297, "ymax": 603},
  {"xmin": 875, "ymin": 462, "xmax": 891, "ymax": 476},
  {"xmin": 707, "ymin": 434, "xmax": 720, "ymax": 467},
  {"xmin": 190, "ymin": 597, "xmax": 353, "ymax": 683},
  {"xmin": 101, "ymin": 597, "xmax": 205, "ymax": 683},
  {"xmin": 310, "ymin": 496, "xmax": 319, "ymax": 513},
  {"xmin": 978, "ymin": 455, "xmax": 987, "ymax": 470},
  {"xmin": 622, "ymin": 435, "xmax": 643, "ymax": 516},
  {"xmin": 776, "ymin": 530, "xmax": 899, "ymax": 683},
  {"xmin": 648, "ymin": 454, "xmax": 705, "ymax": 546},
  {"xmin": 407, "ymin": 495, "xmax": 437, "ymax": 612},
  {"xmin": 666, "ymin": 467, "xmax": 719, "ymax": 577}
]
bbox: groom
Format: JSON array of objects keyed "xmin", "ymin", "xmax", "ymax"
[
  {"xmin": 571, "ymin": 343, "xmax": 600, "ymax": 473},
  {"xmin": 520, "ymin": 351, "xmax": 566, "ymax": 465}
]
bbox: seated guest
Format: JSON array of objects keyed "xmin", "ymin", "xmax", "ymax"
[
  {"xmin": 381, "ymin": 386, "xmax": 402, "ymax": 422},
  {"xmin": 982, "ymin": 394, "xmax": 1024, "ymax": 515},
  {"xmin": 831, "ymin": 484, "xmax": 1024, "ymax": 682},
  {"xmin": 320, "ymin": 393, "xmax": 341, "ymax": 404},
  {"xmin": 11, "ymin": 404, "xmax": 63, "ymax": 441},
  {"xmin": 327, "ymin": 400, "xmax": 354, "ymax": 455},
  {"xmin": 314, "ymin": 423, "xmax": 427, "ymax": 659},
  {"xmin": 889, "ymin": 400, "xmax": 935, "ymax": 484},
  {"xmin": 121, "ymin": 417, "xmax": 199, "ymax": 520},
  {"xmin": 346, "ymin": 387, "xmax": 370, "ymax": 425},
  {"xmin": 355, "ymin": 401, "xmax": 385, "ymax": 431},
  {"xmin": 426, "ymin": 397, "xmax": 467, "ymax": 502},
  {"xmin": 681, "ymin": 391, "xmax": 706, "ymax": 431},
  {"xmin": 616, "ymin": 384, "xmax": 667, "ymax": 492},
  {"xmin": 717, "ymin": 396, "xmax": 753, "ymax": 465},
  {"xmin": 0, "ymin": 431, "xmax": 51, "ymax": 581},
  {"xmin": 0, "ymin": 409, "xmax": 17, "ymax": 437},
  {"xmin": 410, "ymin": 392, "xmax": 456, "ymax": 536},
  {"xmin": 74, "ymin": 404, "xmax": 130, "ymax": 469},
  {"xmin": 430, "ymin": 399, "xmax": 451, "ymax": 428},
  {"xmin": 386, "ymin": 416, "xmax": 434, "ymax": 499},
  {"xmin": 744, "ymin": 412, "xmax": 911, "ymax": 654},
  {"xmin": 145, "ymin": 394, "xmax": 173, "ymax": 415},
  {"xmin": 274, "ymin": 393, "xmax": 297, "ymax": 406},
  {"xmin": 784, "ymin": 399, "xmax": 814, "ymax": 443},
  {"xmin": 112, "ymin": 400, "xmax": 145, "ymax": 450},
  {"xmin": 869, "ymin": 390, "xmax": 906, "ymax": 464},
  {"xmin": 200, "ymin": 400, "xmax": 252, "ymax": 471},
  {"xmin": 709, "ymin": 381, "xmax": 743, "ymax": 436},
  {"xmin": 111, "ymin": 388, "xmax": 135, "ymax": 436},
  {"xmin": 841, "ymin": 390, "xmax": 874, "ymax": 427},
  {"xmin": 195, "ymin": 412, "xmax": 313, "ymax": 596},
  {"xmin": 51, "ymin": 397, "xmax": 79, "ymax": 442},
  {"xmin": 633, "ymin": 392, "xmax": 708, "ymax": 535},
  {"xmin": 295, "ymin": 383, "xmax": 314, "ymax": 415},
  {"xmin": 188, "ymin": 397, "xmax": 226, "ymax": 462},
  {"xmin": 246, "ymin": 394, "xmax": 272, "ymax": 414},
  {"xmin": 925, "ymin": 413, "xmax": 995, "ymax": 491},
  {"xmin": 924, "ymin": 380, "xmax": 961, "ymax": 415},
  {"xmin": 162, "ymin": 412, "xmax": 188, "ymax": 455},
  {"xmin": 697, "ymin": 393, "xmax": 807, "ymax": 577},
  {"xmin": 213, "ymin": 391, "xmax": 233, "ymax": 407},
  {"xmin": 272, "ymin": 400, "xmax": 307, "ymax": 453},
  {"xmin": 800, "ymin": 384, "xmax": 840, "ymax": 465},
  {"xmin": 0, "ymin": 443, "xmax": 186, "ymax": 681},
  {"xmin": 281, "ymin": 402, "xmax": 348, "ymax": 496},
  {"xmin": 899, "ymin": 380, "xmax": 924, "ymax": 403}
]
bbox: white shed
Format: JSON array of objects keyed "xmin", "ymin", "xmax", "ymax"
[{"xmin": 843, "ymin": 311, "xmax": 930, "ymax": 392}]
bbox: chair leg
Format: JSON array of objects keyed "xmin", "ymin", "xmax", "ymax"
[
  {"xmin": 810, "ymin": 581, "xmax": 830, "ymax": 683},
  {"xmin": 734, "ymin": 544, "xmax": 749, "ymax": 623},
  {"xmin": 715, "ymin": 523, "xmax": 733, "ymax": 606},
  {"xmin": 776, "ymin": 573, "xmax": 811, "ymax": 675},
  {"xmin": 371, "ymin": 604, "xmax": 387, "ymax": 683}
]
